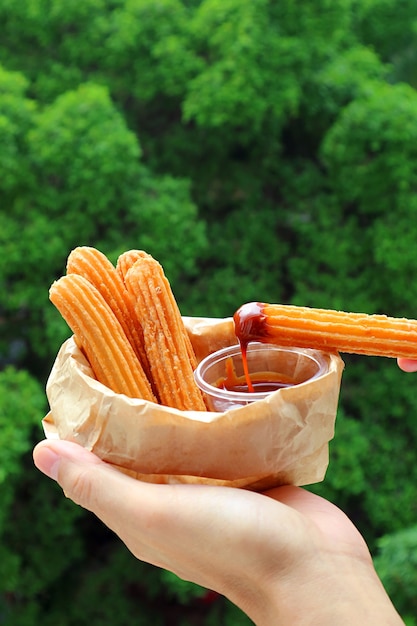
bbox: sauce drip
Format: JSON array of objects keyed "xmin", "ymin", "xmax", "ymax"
[
  {"xmin": 233, "ymin": 302, "xmax": 270, "ymax": 392},
  {"xmin": 216, "ymin": 357, "xmax": 296, "ymax": 393}
]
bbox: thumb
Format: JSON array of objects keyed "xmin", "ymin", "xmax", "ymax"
[
  {"xmin": 32, "ymin": 440, "xmax": 179, "ymax": 572},
  {"xmin": 33, "ymin": 439, "xmax": 103, "ymax": 482},
  {"xmin": 33, "ymin": 439, "xmax": 144, "ymax": 517}
]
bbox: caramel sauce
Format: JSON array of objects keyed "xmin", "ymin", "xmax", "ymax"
[
  {"xmin": 233, "ymin": 302, "xmax": 272, "ymax": 392},
  {"xmin": 215, "ymin": 357, "xmax": 297, "ymax": 394},
  {"xmin": 233, "ymin": 302, "xmax": 269, "ymax": 346}
]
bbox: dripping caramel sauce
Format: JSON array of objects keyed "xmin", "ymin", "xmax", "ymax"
[
  {"xmin": 233, "ymin": 302, "xmax": 272, "ymax": 392},
  {"xmin": 215, "ymin": 357, "xmax": 298, "ymax": 393}
]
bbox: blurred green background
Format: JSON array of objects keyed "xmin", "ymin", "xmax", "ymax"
[{"xmin": 1, "ymin": 0, "xmax": 417, "ymax": 623}]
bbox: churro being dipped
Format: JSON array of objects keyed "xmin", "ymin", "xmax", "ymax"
[
  {"xmin": 49, "ymin": 273, "xmax": 156, "ymax": 401},
  {"xmin": 124, "ymin": 255, "xmax": 207, "ymax": 411},
  {"xmin": 234, "ymin": 302, "xmax": 417, "ymax": 359}
]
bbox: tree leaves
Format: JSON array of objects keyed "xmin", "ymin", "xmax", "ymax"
[{"xmin": 1, "ymin": 0, "xmax": 417, "ymax": 621}]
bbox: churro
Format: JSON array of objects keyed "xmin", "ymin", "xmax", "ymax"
[
  {"xmin": 116, "ymin": 247, "xmax": 197, "ymax": 376},
  {"xmin": 50, "ymin": 274, "xmax": 156, "ymax": 401},
  {"xmin": 116, "ymin": 249, "xmax": 151, "ymax": 282},
  {"xmin": 124, "ymin": 255, "xmax": 206, "ymax": 411},
  {"xmin": 234, "ymin": 301, "xmax": 417, "ymax": 359},
  {"xmin": 66, "ymin": 246, "xmax": 152, "ymax": 381}
]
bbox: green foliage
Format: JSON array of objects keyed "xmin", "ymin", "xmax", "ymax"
[
  {"xmin": 186, "ymin": 204, "xmax": 291, "ymax": 317},
  {"xmin": 318, "ymin": 81, "xmax": 417, "ymax": 314},
  {"xmin": 0, "ymin": 367, "xmax": 44, "ymax": 527},
  {"xmin": 28, "ymin": 82, "xmax": 142, "ymax": 217},
  {"xmin": 312, "ymin": 359, "xmax": 417, "ymax": 549},
  {"xmin": 302, "ymin": 45, "xmax": 387, "ymax": 138},
  {"xmin": 353, "ymin": 0, "xmax": 417, "ymax": 85},
  {"xmin": 0, "ymin": 66, "xmax": 35, "ymax": 195},
  {"xmin": 314, "ymin": 408, "xmax": 369, "ymax": 499},
  {"xmin": 321, "ymin": 82, "xmax": 417, "ymax": 215},
  {"xmin": 341, "ymin": 361, "xmax": 417, "ymax": 536},
  {"xmin": 0, "ymin": 367, "xmax": 48, "ymax": 602},
  {"xmin": 0, "ymin": 367, "xmax": 43, "ymax": 479},
  {"xmin": 106, "ymin": 172, "xmax": 208, "ymax": 293},
  {"xmin": 0, "ymin": 0, "xmax": 114, "ymax": 100},
  {"xmin": 102, "ymin": 0, "xmax": 200, "ymax": 102},
  {"xmin": 375, "ymin": 524, "xmax": 417, "ymax": 620},
  {"xmin": 1, "ymin": 0, "xmax": 417, "ymax": 622},
  {"xmin": 0, "ymin": 75, "xmax": 207, "ymax": 363},
  {"xmin": 184, "ymin": 0, "xmax": 302, "ymax": 133}
]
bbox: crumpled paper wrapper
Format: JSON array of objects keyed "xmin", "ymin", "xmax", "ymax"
[{"xmin": 43, "ymin": 317, "xmax": 344, "ymax": 491}]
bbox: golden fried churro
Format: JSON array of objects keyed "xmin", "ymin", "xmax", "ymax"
[
  {"xmin": 124, "ymin": 256, "xmax": 206, "ymax": 410},
  {"xmin": 50, "ymin": 274, "xmax": 156, "ymax": 401},
  {"xmin": 66, "ymin": 246, "xmax": 151, "ymax": 380},
  {"xmin": 234, "ymin": 301, "xmax": 417, "ymax": 358},
  {"xmin": 116, "ymin": 249, "xmax": 152, "ymax": 282}
]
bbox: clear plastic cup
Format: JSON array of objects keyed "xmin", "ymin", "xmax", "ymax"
[{"xmin": 194, "ymin": 342, "xmax": 328, "ymax": 412}]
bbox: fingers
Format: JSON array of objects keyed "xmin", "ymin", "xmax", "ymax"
[
  {"xmin": 33, "ymin": 440, "xmax": 164, "ymax": 559},
  {"xmin": 33, "ymin": 440, "xmax": 219, "ymax": 584},
  {"xmin": 397, "ymin": 357, "xmax": 417, "ymax": 372},
  {"xmin": 32, "ymin": 440, "xmax": 299, "ymax": 594},
  {"xmin": 32, "ymin": 439, "xmax": 373, "ymax": 623},
  {"xmin": 33, "ymin": 441, "xmax": 247, "ymax": 576}
]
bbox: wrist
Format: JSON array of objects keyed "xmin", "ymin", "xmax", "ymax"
[{"xmin": 236, "ymin": 552, "xmax": 404, "ymax": 626}]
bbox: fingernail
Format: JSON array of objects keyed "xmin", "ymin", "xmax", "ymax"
[
  {"xmin": 34, "ymin": 445, "xmax": 61, "ymax": 481},
  {"xmin": 398, "ymin": 358, "xmax": 417, "ymax": 373}
]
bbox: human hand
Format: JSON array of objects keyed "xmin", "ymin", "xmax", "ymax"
[
  {"xmin": 397, "ymin": 358, "xmax": 417, "ymax": 372},
  {"xmin": 33, "ymin": 440, "xmax": 403, "ymax": 625}
]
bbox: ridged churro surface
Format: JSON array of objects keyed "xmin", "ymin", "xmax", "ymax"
[
  {"xmin": 67, "ymin": 246, "xmax": 151, "ymax": 379},
  {"xmin": 234, "ymin": 301, "xmax": 417, "ymax": 358},
  {"xmin": 50, "ymin": 274, "xmax": 156, "ymax": 400},
  {"xmin": 116, "ymin": 249, "xmax": 152, "ymax": 282},
  {"xmin": 125, "ymin": 256, "xmax": 206, "ymax": 410}
]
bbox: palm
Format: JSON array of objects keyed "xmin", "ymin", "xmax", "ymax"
[{"xmin": 265, "ymin": 485, "xmax": 372, "ymax": 564}]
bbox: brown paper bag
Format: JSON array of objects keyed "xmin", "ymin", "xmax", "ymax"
[{"xmin": 43, "ymin": 317, "xmax": 344, "ymax": 491}]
